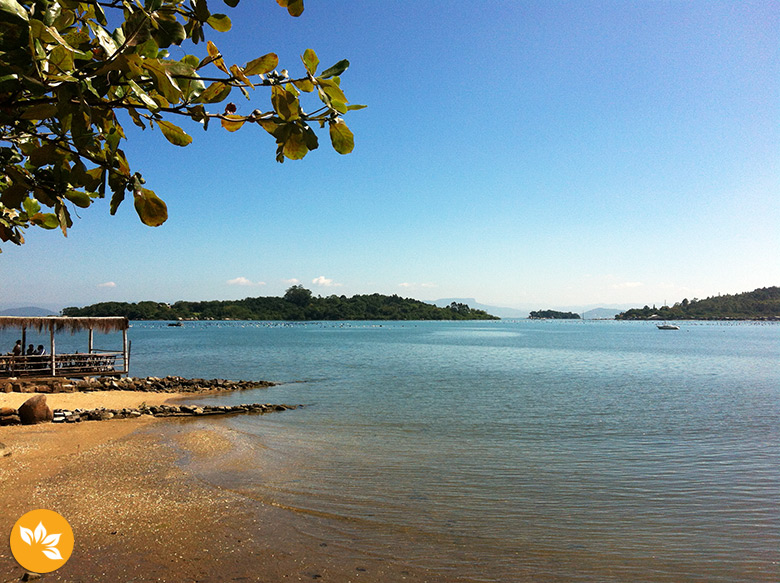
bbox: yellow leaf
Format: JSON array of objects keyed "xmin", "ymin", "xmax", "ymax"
[{"xmin": 221, "ymin": 115, "xmax": 245, "ymax": 132}]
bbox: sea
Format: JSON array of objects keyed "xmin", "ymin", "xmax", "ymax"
[{"xmin": 4, "ymin": 319, "xmax": 779, "ymax": 582}]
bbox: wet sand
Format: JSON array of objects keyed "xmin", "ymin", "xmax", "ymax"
[{"xmin": 0, "ymin": 393, "xmax": 471, "ymax": 582}]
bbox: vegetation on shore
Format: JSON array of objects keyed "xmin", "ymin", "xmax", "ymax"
[
  {"xmin": 62, "ymin": 286, "xmax": 499, "ymax": 321},
  {"xmin": 529, "ymin": 310, "xmax": 581, "ymax": 320},
  {"xmin": 615, "ymin": 287, "xmax": 779, "ymax": 321}
]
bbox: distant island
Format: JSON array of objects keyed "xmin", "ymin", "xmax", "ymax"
[
  {"xmin": 615, "ymin": 287, "xmax": 779, "ymax": 321},
  {"xmin": 529, "ymin": 310, "xmax": 581, "ymax": 320},
  {"xmin": 62, "ymin": 286, "xmax": 499, "ymax": 321}
]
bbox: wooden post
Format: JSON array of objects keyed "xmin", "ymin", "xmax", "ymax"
[
  {"xmin": 21, "ymin": 327, "xmax": 26, "ymax": 357},
  {"xmin": 122, "ymin": 329, "xmax": 128, "ymax": 373},
  {"xmin": 50, "ymin": 325, "xmax": 56, "ymax": 377},
  {"xmin": 88, "ymin": 329, "xmax": 94, "ymax": 353}
]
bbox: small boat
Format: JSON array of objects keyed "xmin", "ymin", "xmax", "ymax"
[
  {"xmin": 656, "ymin": 323, "xmax": 680, "ymax": 330},
  {"xmin": 167, "ymin": 322, "xmax": 183, "ymax": 327}
]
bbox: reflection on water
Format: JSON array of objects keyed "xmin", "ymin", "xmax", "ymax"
[{"xmin": 7, "ymin": 320, "xmax": 776, "ymax": 581}]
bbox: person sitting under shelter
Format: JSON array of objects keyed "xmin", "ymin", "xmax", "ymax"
[
  {"xmin": 35, "ymin": 345, "xmax": 46, "ymax": 356},
  {"xmin": 11, "ymin": 340, "xmax": 22, "ymax": 356},
  {"xmin": 26, "ymin": 344, "xmax": 35, "ymax": 355}
]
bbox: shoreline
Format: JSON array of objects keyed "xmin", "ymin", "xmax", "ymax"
[{"xmin": 0, "ymin": 391, "xmax": 472, "ymax": 582}]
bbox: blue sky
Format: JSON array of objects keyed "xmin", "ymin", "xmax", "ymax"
[{"xmin": 1, "ymin": 0, "xmax": 778, "ymax": 311}]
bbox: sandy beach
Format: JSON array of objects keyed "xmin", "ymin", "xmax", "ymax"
[{"xmin": 0, "ymin": 391, "xmax": 470, "ymax": 583}]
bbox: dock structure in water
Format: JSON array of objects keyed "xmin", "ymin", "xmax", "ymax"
[{"xmin": 0, "ymin": 316, "xmax": 129, "ymax": 379}]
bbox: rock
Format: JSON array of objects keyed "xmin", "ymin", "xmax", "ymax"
[
  {"xmin": 0, "ymin": 441, "xmax": 11, "ymax": 457},
  {"xmin": 0, "ymin": 415, "xmax": 21, "ymax": 426},
  {"xmin": 22, "ymin": 572, "xmax": 42, "ymax": 581},
  {"xmin": 0, "ymin": 406, "xmax": 16, "ymax": 416},
  {"xmin": 2, "ymin": 382, "xmax": 12, "ymax": 393},
  {"xmin": 18, "ymin": 395, "xmax": 53, "ymax": 425}
]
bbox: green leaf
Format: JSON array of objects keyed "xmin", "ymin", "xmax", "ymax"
[
  {"xmin": 302, "ymin": 49, "xmax": 318, "ymax": 75},
  {"xmin": 152, "ymin": 18, "xmax": 186, "ymax": 48},
  {"xmin": 317, "ymin": 78, "xmax": 347, "ymax": 104},
  {"xmin": 285, "ymin": 0, "xmax": 304, "ymax": 17},
  {"xmin": 0, "ymin": 0, "xmax": 29, "ymax": 23},
  {"xmin": 271, "ymin": 85, "xmax": 300, "ymax": 121},
  {"xmin": 293, "ymin": 78, "xmax": 314, "ymax": 93},
  {"xmin": 244, "ymin": 53, "xmax": 278, "ymax": 76},
  {"xmin": 22, "ymin": 197, "xmax": 40, "ymax": 216},
  {"xmin": 28, "ymin": 144, "xmax": 61, "ymax": 167},
  {"xmin": 347, "ymin": 104, "xmax": 367, "ymax": 111},
  {"xmin": 195, "ymin": 81, "xmax": 231, "ymax": 103},
  {"xmin": 64, "ymin": 190, "xmax": 92, "ymax": 208},
  {"xmin": 223, "ymin": 0, "xmax": 239, "ymax": 6},
  {"xmin": 207, "ymin": 13, "xmax": 231, "ymax": 32},
  {"xmin": 156, "ymin": 120, "xmax": 193, "ymax": 146},
  {"xmin": 30, "ymin": 213, "xmax": 59, "ymax": 229},
  {"xmin": 320, "ymin": 59, "xmax": 349, "ymax": 79},
  {"xmin": 133, "ymin": 187, "xmax": 168, "ymax": 226},
  {"xmin": 142, "ymin": 60, "xmax": 182, "ymax": 103},
  {"xmin": 283, "ymin": 133, "xmax": 307, "ymax": 160},
  {"xmin": 127, "ymin": 79, "xmax": 160, "ymax": 111},
  {"xmin": 329, "ymin": 120, "xmax": 354, "ymax": 154},
  {"xmin": 20, "ymin": 103, "xmax": 58, "ymax": 120},
  {"xmin": 194, "ymin": 0, "xmax": 210, "ymax": 22}
]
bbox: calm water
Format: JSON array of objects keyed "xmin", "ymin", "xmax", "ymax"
[{"xmin": 5, "ymin": 320, "xmax": 779, "ymax": 581}]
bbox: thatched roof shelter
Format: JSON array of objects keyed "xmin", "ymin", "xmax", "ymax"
[
  {"xmin": 0, "ymin": 316, "xmax": 129, "ymax": 334},
  {"xmin": 0, "ymin": 317, "xmax": 130, "ymax": 379}
]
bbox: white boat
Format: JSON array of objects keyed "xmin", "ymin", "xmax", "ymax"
[{"xmin": 656, "ymin": 323, "xmax": 680, "ymax": 330}]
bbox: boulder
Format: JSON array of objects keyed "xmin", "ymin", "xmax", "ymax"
[
  {"xmin": 0, "ymin": 406, "xmax": 16, "ymax": 416},
  {"xmin": 0, "ymin": 415, "xmax": 20, "ymax": 426},
  {"xmin": 18, "ymin": 395, "xmax": 53, "ymax": 425}
]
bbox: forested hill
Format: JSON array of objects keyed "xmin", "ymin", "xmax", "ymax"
[
  {"xmin": 615, "ymin": 287, "xmax": 780, "ymax": 320},
  {"xmin": 529, "ymin": 310, "xmax": 581, "ymax": 320},
  {"xmin": 62, "ymin": 288, "xmax": 499, "ymax": 321}
]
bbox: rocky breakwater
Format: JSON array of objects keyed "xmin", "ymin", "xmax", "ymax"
[
  {"xmin": 52, "ymin": 402, "xmax": 298, "ymax": 423},
  {"xmin": 2, "ymin": 376, "xmax": 277, "ymax": 394}
]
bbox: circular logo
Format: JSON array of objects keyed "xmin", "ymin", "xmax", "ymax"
[{"xmin": 10, "ymin": 509, "xmax": 74, "ymax": 573}]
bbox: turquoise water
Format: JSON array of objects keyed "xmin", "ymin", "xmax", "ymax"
[{"xmin": 5, "ymin": 320, "xmax": 779, "ymax": 581}]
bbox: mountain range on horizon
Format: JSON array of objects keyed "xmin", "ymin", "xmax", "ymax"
[
  {"xmin": 0, "ymin": 306, "xmax": 58, "ymax": 317},
  {"xmin": 430, "ymin": 299, "xmax": 626, "ymax": 320}
]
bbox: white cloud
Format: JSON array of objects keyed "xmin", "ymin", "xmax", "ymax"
[
  {"xmin": 98, "ymin": 281, "xmax": 116, "ymax": 288},
  {"xmin": 227, "ymin": 277, "xmax": 266, "ymax": 287},
  {"xmin": 312, "ymin": 275, "xmax": 341, "ymax": 287},
  {"xmin": 282, "ymin": 278, "xmax": 300, "ymax": 285},
  {"xmin": 421, "ymin": 282, "xmax": 437, "ymax": 288},
  {"xmin": 398, "ymin": 282, "xmax": 413, "ymax": 288}
]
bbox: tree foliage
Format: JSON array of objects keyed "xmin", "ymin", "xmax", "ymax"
[
  {"xmin": 0, "ymin": 0, "xmax": 363, "ymax": 249},
  {"xmin": 528, "ymin": 310, "xmax": 580, "ymax": 320},
  {"xmin": 62, "ymin": 289, "xmax": 501, "ymax": 321},
  {"xmin": 282, "ymin": 284, "xmax": 311, "ymax": 307},
  {"xmin": 615, "ymin": 287, "xmax": 780, "ymax": 321}
]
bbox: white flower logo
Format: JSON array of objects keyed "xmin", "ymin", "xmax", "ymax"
[{"xmin": 19, "ymin": 522, "xmax": 63, "ymax": 561}]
